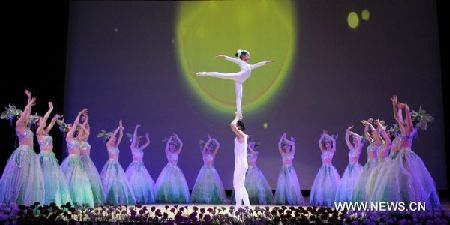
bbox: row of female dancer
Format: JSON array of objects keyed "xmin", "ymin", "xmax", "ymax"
[{"xmin": 0, "ymin": 91, "xmax": 441, "ymax": 209}]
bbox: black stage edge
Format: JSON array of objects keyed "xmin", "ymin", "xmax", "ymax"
[
  {"xmin": 436, "ymin": 0, "xmax": 450, "ymax": 200},
  {"xmin": 0, "ymin": 1, "xmax": 70, "ymax": 168}
]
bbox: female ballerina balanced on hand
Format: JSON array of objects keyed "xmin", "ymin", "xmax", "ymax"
[{"xmin": 196, "ymin": 49, "xmax": 272, "ymax": 114}]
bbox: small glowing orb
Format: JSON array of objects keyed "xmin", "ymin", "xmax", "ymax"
[
  {"xmin": 347, "ymin": 12, "xmax": 359, "ymax": 29},
  {"xmin": 361, "ymin": 9, "xmax": 370, "ymax": 21},
  {"xmin": 263, "ymin": 123, "xmax": 268, "ymax": 129},
  {"xmin": 176, "ymin": 1, "xmax": 297, "ymax": 115}
]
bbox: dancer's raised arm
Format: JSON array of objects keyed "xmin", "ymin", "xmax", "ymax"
[
  {"xmin": 78, "ymin": 122, "xmax": 89, "ymax": 140},
  {"xmin": 248, "ymin": 141, "xmax": 256, "ymax": 153},
  {"xmin": 42, "ymin": 102, "xmax": 53, "ymax": 123},
  {"xmin": 391, "ymin": 95, "xmax": 401, "ymax": 123},
  {"xmin": 140, "ymin": 133, "xmax": 151, "ymax": 151},
  {"xmin": 46, "ymin": 114, "xmax": 61, "ymax": 134},
  {"xmin": 164, "ymin": 136, "xmax": 173, "ymax": 154},
  {"xmin": 351, "ymin": 132, "xmax": 363, "ymax": 152},
  {"xmin": 289, "ymin": 136, "xmax": 296, "ymax": 154},
  {"xmin": 377, "ymin": 121, "xmax": 391, "ymax": 146},
  {"xmin": 17, "ymin": 90, "xmax": 35, "ymax": 129},
  {"xmin": 174, "ymin": 134, "xmax": 183, "ymax": 154},
  {"xmin": 81, "ymin": 114, "xmax": 90, "ymax": 138},
  {"xmin": 212, "ymin": 138, "xmax": 220, "ymax": 155},
  {"xmin": 116, "ymin": 121, "xmax": 124, "ymax": 146},
  {"xmin": 67, "ymin": 109, "xmax": 85, "ymax": 141},
  {"xmin": 400, "ymin": 103, "xmax": 414, "ymax": 129},
  {"xmin": 131, "ymin": 124, "xmax": 141, "ymax": 149},
  {"xmin": 278, "ymin": 133, "xmax": 287, "ymax": 154},
  {"xmin": 37, "ymin": 102, "xmax": 53, "ymax": 135},
  {"xmin": 362, "ymin": 119, "xmax": 375, "ymax": 142},
  {"xmin": 318, "ymin": 132, "xmax": 326, "ymax": 151},
  {"xmin": 345, "ymin": 126, "xmax": 354, "ymax": 150},
  {"xmin": 331, "ymin": 135, "xmax": 337, "ymax": 152}
]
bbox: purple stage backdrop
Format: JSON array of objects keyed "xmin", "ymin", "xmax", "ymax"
[{"xmin": 64, "ymin": 1, "xmax": 446, "ymax": 190}]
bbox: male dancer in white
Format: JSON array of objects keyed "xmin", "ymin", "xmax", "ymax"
[
  {"xmin": 196, "ymin": 49, "xmax": 272, "ymax": 114},
  {"xmin": 230, "ymin": 112, "xmax": 250, "ymax": 207}
]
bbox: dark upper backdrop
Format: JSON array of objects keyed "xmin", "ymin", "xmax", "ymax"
[{"xmin": 1, "ymin": 1, "xmax": 448, "ymax": 192}]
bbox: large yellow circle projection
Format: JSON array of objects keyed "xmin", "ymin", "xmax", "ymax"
[{"xmin": 176, "ymin": 1, "xmax": 296, "ymax": 114}]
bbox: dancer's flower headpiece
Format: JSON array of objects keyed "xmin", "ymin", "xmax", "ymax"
[
  {"xmin": 199, "ymin": 137, "xmax": 219, "ymax": 150},
  {"xmin": 56, "ymin": 118, "xmax": 70, "ymax": 134},
  {"xmin": 1, "ymin": 104, "xmax": 22, "ymax": 122},
  {"xmin": 126, "ymin": 133, "xmax": 143, "ymax": 143},
  {"xmin": 163, "ymin": 134, "xmax": 181, "ymax": 148},
  {"xmin": 411, "ymin": 107, "xmax": 433, "ymax": 131},
  {"xmin": 248, "ymin": 139, "xmax": 261, "ymax": 148},
  {"xmin": 1, "ymin": 104, "xmax": 39, "ymax": 127},
  {"xmin": 97, "ymin": 130, "xmax": 113, "ymax": 142},
  {"xmin": 28, "ymin": 113, "xmax": 40, "ymax": 126},
  {"xmin": 321, "ymin": 133, "xmax": 337, "ymax": 144},
  {"xmin": 279, "ymin": 137, "xmax": 291, "ymax": 147},
  {"xmin": 351, "ymin": 132, "xmax": 363, "ymax": 141}
]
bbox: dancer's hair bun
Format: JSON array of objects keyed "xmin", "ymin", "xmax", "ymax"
[
  {"xmin": 235, "ymin": 49, "xmax": 250, "ymax": 58},
  {"xmin": 237, "ymin": 120, "xmax": 245, "ymax": 131}
]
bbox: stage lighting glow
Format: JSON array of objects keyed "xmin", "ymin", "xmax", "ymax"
[
  {"xmin": 176, "ymin": 1, "xmax": 296, "ymax": 114},
  {"xmin": 347, "ymin": 12, "xmax": 359, "ymax": 29},
  {"xmin": 361, "ymin": 9, "xmax": 370, "ymax": 21},
  {"xmin": 263, "ymin": 123, "xmax": 268, "ymax": 129}
]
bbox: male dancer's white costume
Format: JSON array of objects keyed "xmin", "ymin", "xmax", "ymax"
[{"xmin": 233, "ymin": 134, "xmax": 250, "ymax": 207}]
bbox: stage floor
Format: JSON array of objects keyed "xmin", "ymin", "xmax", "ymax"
[
  {"xmin": 125, "ymin": 196, "xmax": 450, "ymax": 212},
  {"xmin": 2, "ymin": 198, "xmax": 448, "ymax": 224}
]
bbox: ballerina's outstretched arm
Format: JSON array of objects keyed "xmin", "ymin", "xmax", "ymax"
[
  {"xmin": 250, "ymin": 60, "xmax": 272, "ymax": 70},
  {"xmin": 220, "ymin": 54, "xmax": 273, "ymax": 69},
  {"xmin": 220, "ymin": 55, "xmax": 241, "ymax": 64}
]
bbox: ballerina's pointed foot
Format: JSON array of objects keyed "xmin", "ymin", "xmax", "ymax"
[{"xmin": 196, "ymin": 72, "xmax": 206, "ymax": 76}]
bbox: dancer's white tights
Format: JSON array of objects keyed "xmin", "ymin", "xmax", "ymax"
[
  {"xmin": 233, "ymin": 166, "xmax": 250, "ymax": 207},
  {"xmin": 198, "ymin": 72, "xmax": 244, "ymax": 113}
]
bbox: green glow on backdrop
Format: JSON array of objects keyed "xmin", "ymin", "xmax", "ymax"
[
  {"xmin": 361, "ymin": 9, "xmax": 370, "ymax": 21},
  {"xmin": 176, "ymin": 0, "xmax": 296, "ymax": 114},
  {"xmin": 347, "ymin": 12, "xmax": 359, "ymax": 29}
]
